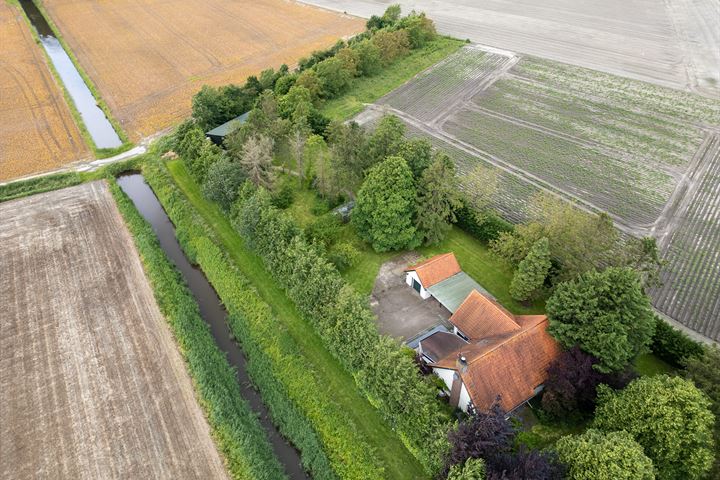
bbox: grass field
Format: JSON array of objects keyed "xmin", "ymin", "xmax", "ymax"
[
  {"xmin": 41, "ymin": 0, "xmax": 364, "ymax": 141},
  {"xmin": 0, "ymin": 1, "xmax": 87, "ymax": 181},
  {"xmin": 166, "ymin": 161, "xmax": 428, "ymax": 479},
  {"xmin": 0, "ymin": 182, "xmax": 227, "ymax": 479}
]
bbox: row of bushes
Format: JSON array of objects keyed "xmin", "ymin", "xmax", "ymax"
[
  {"xmin": 651, "ymin": 315, "xmax": 706, "ymax": 367},
  {"xmin": 454, "ymin": 204, "xmax": 514, "ymax": 243},
  {"xmin": 234, "ymin": 187, "xmax": 452, "ymax": 474},
  {"xmin": 142, "ymin": 158, "xmax": 383, "ymax": 479},
  {"xmin": 108, "ymin": 179, "xmax": 286, "ymax": 480}
]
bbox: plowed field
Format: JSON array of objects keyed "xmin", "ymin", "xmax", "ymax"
[
  {"xmin": 0, "ymin": 182, "xmax": 228, "ymax": 479},
  {"xmin": 0, "ymin": 2, "xmax": 87, "ymax": 181},
  {"xmin": 41, "ymin": 0, "xmax": 364, "ymax": 140}
]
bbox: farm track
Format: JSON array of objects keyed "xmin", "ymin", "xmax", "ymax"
[{"xmin": 0, "ymin": 182, "xmax": 228, "ymax": 479}]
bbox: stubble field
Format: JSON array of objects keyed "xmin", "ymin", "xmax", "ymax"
[
  {"xmin": 359, "ymin": 45, "xmax": 720, "ymax": 341},
  {"xmin": 0, "ymin": 182, "xmax": 228, "ymax": 479},
  {"xmin": 40, "ymin": 0, "xmax": 364, "ymax": 140},
  {"xmin": 0, "ymin": 2, "xmax": 87, "ymax": 181}
]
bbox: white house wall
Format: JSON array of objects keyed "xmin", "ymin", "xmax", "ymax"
[
  {"xmin": 405, "ymin": 271, "xmax": 431, "ymax": 299},
  {"xmin": 459, "ymin": 383, "xmax": 472, "ymax": 412},
  {"xmin": 433, "ymin": 367, "xmax": 455, "ymax": 391}
]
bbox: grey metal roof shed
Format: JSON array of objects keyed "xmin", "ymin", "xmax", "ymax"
[
  {"xmin": 426, "ymin": 272, "xmax": 494, "ymax": 313},
  {"xmin": 206, "ymin": 112, "xmax": 249, "ymax": 146}
]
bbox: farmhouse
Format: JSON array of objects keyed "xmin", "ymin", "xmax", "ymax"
[
  {"xmin": 407, "ymin": 254, "xmax": 561, "ymax": 413},
  {"xmin": 206, "ymin": 112, "xmax": 249, "ymax": 146}
]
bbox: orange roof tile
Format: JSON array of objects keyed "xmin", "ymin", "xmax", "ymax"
[
  {"xmin": 405, "ymin": 253, "xmax": 462, "ymax": 288},
  {"xmin": 432, "ymin": 314, "xmax": 561, "ymax": 412},
  {"xmin": 450, "ymin": 290, "xmax": 520, "ymax": 340}
]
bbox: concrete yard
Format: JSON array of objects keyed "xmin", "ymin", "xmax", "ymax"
[
  {"xmin": 0, "ymin": 182, "xmax": 228, "ymax": 479},
  {"xmin": 371, "ymin": 252, "xmax": 450, "ymax": 341},
  {"xmin": 302, "ymin": 0, "xmax": 720, "ymax": 98}
]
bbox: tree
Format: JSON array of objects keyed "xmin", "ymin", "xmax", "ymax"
[
  {"xmin": 335, "ymin": 47, "xmax": 359, "ymax": 77},
  {"xmin": 366, "ymin": 115, "xmax": 405, "ymax": 166},
  {"xmin": 684, "ymin": 345, "xmax": 720, "ymax": 478},
  {"xmin": 202, "ymin": 157, "xmax": 247, "ymax": 211},
  {"xmin": 459, "ymin": 165, "xmax": 499, "ymax": 220},
  {"xmin": 278, "ymin": 85, "xmax": 314, "ymax": 123},
  {"xmin": 327, "ymin": 120, "xmax": 368, "ymax": 192},
  {"xmin": 239, "ymin": 134, "xmax": 275, "ymax": 188},
  {"xmin": 304, "ymin": 135, "xmax": 336, "ymax": 199},
  {"xmin": 288, "ymin": 125, "xmax": 309, "ymax": 183},
  {"xmin": 396, "ymin": 138, "xmax": 433, "ymax": 178},
  {"xmin": 372, "ymin": 29, "xmax": 411, "ymax": 65},
  {"xmin": 547, "ymin": 267, "xmax": 656, "ymax": 372},
  {"xmin": 447, "ymin": 458, "xmax": 486, "ymax": 480},
  {"xmin": 398, "ymin": 12, "xmax": 437, "ymax": 48},
  {"xmin": 594, "ymin": 375, "xmax": 715, "ymax": 480},
  {"xmin": 191, "ymin": 84, "xmax": 248, "ymax": 131},
  {"xmin": 414, "ymin": 152, "xmax": 462, "ymax": 245},
  {"xmin": 486, "ymin": 448, "xmax": 565, "ymax": 480},
  {"xmin": 353, "ymin": 39, "xmax": 381, "ymax": 76},
  {"xmin": 295, "ymin": 69, "xmax": 322, "ymax": 99},
  {"xmin": 541, "ymin": 346, "xmax": 635, "ymax": 419},
  {"xmin": 366, "ymin": 4, "xmax": 401, "ymax": 30},
  {"xmin": 314, "ymin": 57, "xmax": 351, "ymax": 98},
  {"xmin": 555, "ymin": 429, "xmax": 655, "ymax": 480},
  {"xmin": 509, "ymin": 237, "xmax": 551, "ymax": 301},
  {"xmin": 445, "ymin": 402, "xmax": 514, "ymax": 474},
  {"xmin": 352, "ymin": 156, "xmax": 417, "ymax": 252}
]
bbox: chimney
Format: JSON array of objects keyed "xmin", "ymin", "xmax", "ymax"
[{"xmin": 456, "ymin": 353, "xmax": 468, "ymax": 374}]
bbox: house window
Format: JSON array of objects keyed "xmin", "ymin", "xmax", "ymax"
[
  {"xmin": 455, "ymin": 329, "xmax": 469, "ymax": 341},
  {"xmin": 412, "ymin": 278, "xmax": 422, "ymax": 293}
]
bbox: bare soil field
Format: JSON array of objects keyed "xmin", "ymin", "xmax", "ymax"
[
  {"xmin": 357, "ymin": 45, "xmax": 720, "ymax": 341},
  {"xmin": 40, "ymin": 0, "xmax": 364, "ymax": 141},
  {"xmin": 0, "ymin": 182, "xmax": 228, "ymax": 479},
  {"xmin": 0, "ymin": 2, "xmax": 87, "ymax": 182},
  {"xmin": 302, "ymin": 0, "xmax": 720, "ymax": 98}
]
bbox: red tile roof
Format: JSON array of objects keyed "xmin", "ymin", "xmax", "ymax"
[
  {"xmin": 405, "ymin": 253, "xmax": 461, "ymax": 288},
  {"xmin": 450, "ymin": 290, "xmax": 520, "ymax": 340},
  {"xmin": 432, "ymin": 292, "xmax": 561, "ymax": 412}
]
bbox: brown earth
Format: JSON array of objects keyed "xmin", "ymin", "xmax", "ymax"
[
  {"xmin": 40, "ymin": 0, "xmax": 365, "ymax": 141},
  {"xmin": 0, "ymin": 2, "xmax": 88, "ymax": 182},
  {"xmin": 0, "ymin": 182, "xmax": 228, "ymax": 480}
]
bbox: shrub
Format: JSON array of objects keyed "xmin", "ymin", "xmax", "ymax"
[
  {"xmin": 555, "ymin": 429, "xmax": 655, "ymax": 480},
  {"xmin": 372, "ymin": 29, "xmax": 411, "ymax": 65},
  {"xmin": 270, "ymin": 177, "xmax": 295, "ymax": 209},
  {"xmin": 455, "ymin": 205, "xmax": 513, "ymax": 243},
  {"xmin": 306, "ymin": 213, "xmax": 342, "ymax": 247},
  {"xmin": 447, "ymin": 458, "xmax": 486, "ymax": 480},
  {"xmin": 328, "ymin": 242, "xmax": 360, "ymax": 271},
  {"xmin": 202, "ymin": 157, "xmax": 246, "ymax": 211},
  {"xmin": 594, "ymin": 375, "xmax": 715, "ymax": 480},
  {"xmin": 650, "ymin": 316, "xmax": 704, "ymax": 367},
  {"xmin": 509, "ymin": 237, "xmax": 551, "ymax": 302}
]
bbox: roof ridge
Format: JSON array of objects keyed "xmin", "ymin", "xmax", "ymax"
[{"xmin": 465, "ymin": 318, "xmax": 547, "ymax": 366}]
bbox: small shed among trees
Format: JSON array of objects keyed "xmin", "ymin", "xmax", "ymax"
[{"xmin": 206, "ymin": 112, "xmax": 249, "ymax": 146}]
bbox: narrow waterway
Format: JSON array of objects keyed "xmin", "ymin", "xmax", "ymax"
[
  {"xmin": 19, "ymin": 0, "xmax": 122, "ymax": 149},
  {"xmin": 116, "ymin": 174, "xmax": 308, "ymax": 480}
]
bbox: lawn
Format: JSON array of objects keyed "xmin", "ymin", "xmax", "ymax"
[
  {"xmin": 166, "ymin": 160, "xmax": 428, "ymax": 479},
  {"xmin": 633, "ymin": 352, "xmax": 675, "ymax": 377},
  {"xmin": 320, "ymin": 36, "xmax": 465, "ymax": 120}
]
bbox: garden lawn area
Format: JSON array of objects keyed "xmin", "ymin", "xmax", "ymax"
[
  {"xmin": 633, "ymin": 352, "xmax": 675, "ymax": 377},
  {"xmin": 166, "ymin": 160, "xmax": 428, "ymax": 480},
  {"xmin": 320, "ymin": 36, "xmax": 465, "ymax": 120}
]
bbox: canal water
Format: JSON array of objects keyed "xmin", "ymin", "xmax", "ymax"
[
  {"xmin": 19, "ymin": 0, "xmax": 122, "ymax": 149},
  {"xmin": 116, "ymin": 174, "xmax": 308, "ymax": 480}
]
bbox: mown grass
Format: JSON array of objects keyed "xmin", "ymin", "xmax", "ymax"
[
  {"xmin": 320, "ymin": 36, "xmax": 465, "ymax": 120},
  {"xmin": 166, "ymin": 160, "xmax": 429, "ymax": 480},
  {"xmin": 633, "ymin": 352, "xmax": 675, "ymax": 377}
]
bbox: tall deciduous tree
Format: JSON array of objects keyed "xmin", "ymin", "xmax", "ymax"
[
  {"xmin": 239, "ymin": 134, "xmax": 275, "ymax": 188},
  {"xmin": 509, "ymin": 237, "xmax": 551, "ymax": 301},
  {"xmin": 352, "ymin": 156, "xmax": 417, "ymax": 252},
  {"xmin": 460, "ymin": 165, "xmax": 499, "ymax": 220},
  {"xmin": 366, "ymin": 114, "xmax": 406, "ymax": 167},
  {"xmin": 555, "ymin": 429, "xmax": 655, "ymax": 480},
  {"xmin": 396, "ymin": 138, "xmax": 433, "ymax": 179},
  {"xmin": 326, "ymin": 121, "xmax": 368, "ymax": 192},
  {"xmin": 202, "ymin": 157, "xmax": 246, "ymax": 211},
  {"xmin": 288, "ymin": 125, "xmax": 309, "ymax": 184},
  {"xmin": 415, "ymin": 152, "xmax": 462, "ymax": 245},
  {"xmin": 546, "ymin": 267, "xmax": 656, "ymax": 372},
  {"xmin": 593, "ymin": 375, "xmax": 715, "ymax": 480}
]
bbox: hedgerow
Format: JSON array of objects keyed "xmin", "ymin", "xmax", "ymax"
[
  {"xmin": 0, "ymin": 172, "xmax": 83, "ymax": 202},
  {"xmin": 651, "ymin": 316, "xmax": 705, "ymax": 367},
  {"xmin": 142, "ymin": 158, "xmax": 383, "ymax": 480},
  {"xmin": 108, "ymin": 179, "xmax": 286, "ymax": 480},
  {"xmin": 234, "ymin": 187, "xmax": 453, "ymax": 474}
]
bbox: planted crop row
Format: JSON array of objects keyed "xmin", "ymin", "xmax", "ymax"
[
  {"xmin": 142, "ymin": 158, "xmax": 383, "ymax": 480},
  {"xmin": 444, "ymin": 108, "xmax": 675, "ymax": 225},
  {"xmin": 650, "ymin": 136, "xmax": 720, "ymax": 341},
  {"xmin": 380, "ymin": 46, "xmax": 505, "ymax": 122},
  {"xmin": 474, "ymin": 76, "xmax": 703, "ymax": 168},
  {"xmin": 108, "ymin": 179, "xmax": 286, "ymax": 480}
]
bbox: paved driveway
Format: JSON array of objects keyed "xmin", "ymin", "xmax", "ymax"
[{"xmin": 371, "ymin": 252, "xmax": 451, "ymax": 342}]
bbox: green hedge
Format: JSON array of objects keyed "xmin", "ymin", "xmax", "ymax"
[
  {"xmin": 455, "ymin": 204, "xmax": 514, "ymax": 243},
  {"xmin": 143, "ymin": 158, "xmax": 383, "ymax": 480},
  {"xmin": 651, "ymin": 316, "xmax": 705, "ymax": 367},
  {"xmin": 235, "ymin": 188, "xmax": 452, "ymax": 474},
  {"xmin": 109, "ymin": 180, "xmax": 286, "ymax": 480}
]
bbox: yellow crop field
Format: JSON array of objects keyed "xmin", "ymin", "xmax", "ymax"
[
  {"xmin": 41, "ymin": 0, "xmax": 365, "ymax": 141},
  {"xmin": 0, "ymin": 2, "xmax": 87, "ymax": 182}
]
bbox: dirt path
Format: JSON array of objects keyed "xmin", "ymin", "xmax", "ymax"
[{"xmin": 0, "ymin": 182, "xmax": 228, "ymax": 479}]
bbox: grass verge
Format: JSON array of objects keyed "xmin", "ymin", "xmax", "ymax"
[
  {"xmin": 320, "ymin": 36, "xmax": 465, "ymax": 120},
  {"xmin": 164, "ymin": 159, "xmax": 429, "ymax": 479},
  {"xmin": 109, "ymin": 177, "xmax": 286, "ymax": 480}
]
